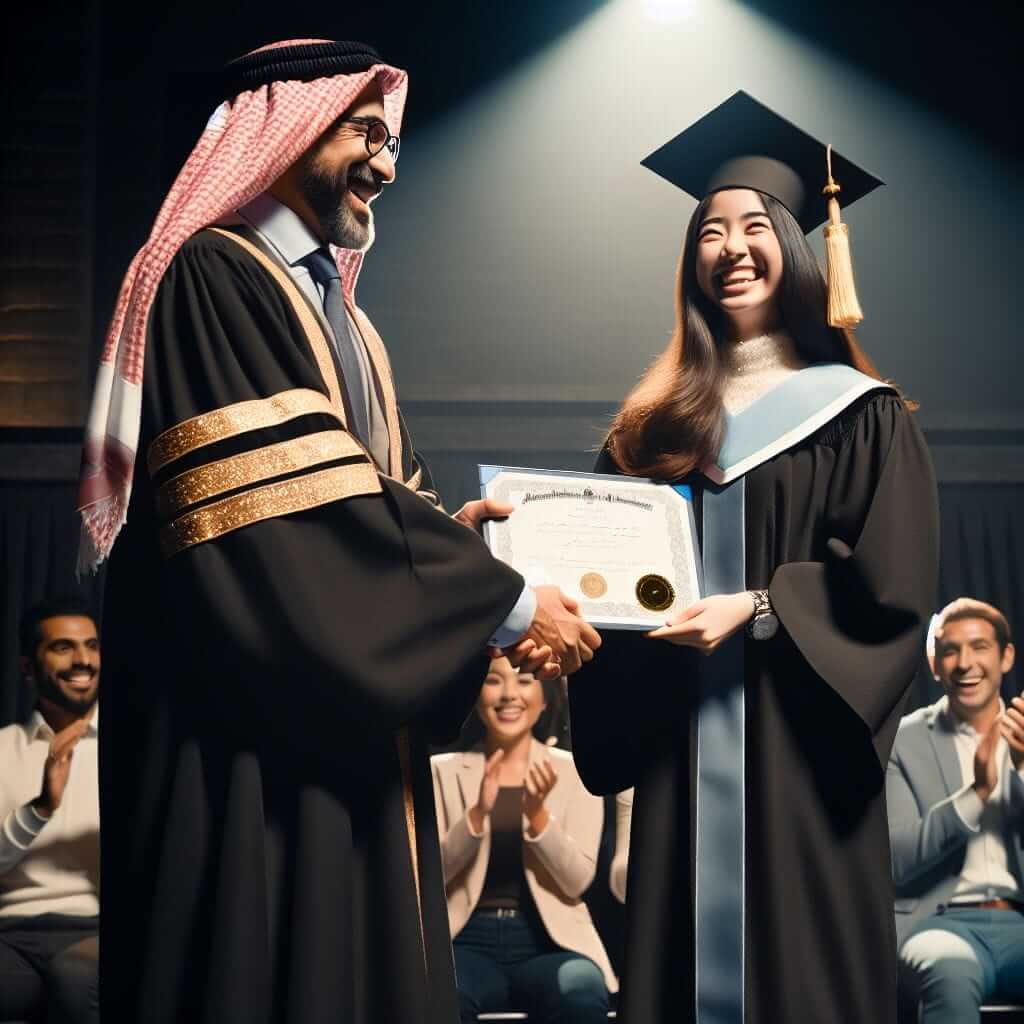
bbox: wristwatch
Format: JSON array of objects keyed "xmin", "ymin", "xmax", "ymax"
[{"xmin": 746, "ymin": 589, "xmax": 779, "ymax": 640}]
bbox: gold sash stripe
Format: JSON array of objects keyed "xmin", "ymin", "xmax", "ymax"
[
  {"xmin": 148, "ymin": 388, "xmax": 341, "ymax": 477},
  {"xmin": 155, "ymin": 430, "xmax": 365, "ymax": 521},
  {"xmin": 208, "ymin": 228, "xmax": 345, "ymax": 415},
  {"xmin": 395, "ymin": 728, "xmax": 428, "ymax": 977},
  {"xmin": 159, "ymin": 461, "xmax": 381, "ymax": 558},
  {"xmin": 347, "ymin": 305, "xmax": 404, "ymax": 479}
]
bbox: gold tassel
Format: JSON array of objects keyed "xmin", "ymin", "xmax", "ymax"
[{"xmin": 823, "ymin": 144, "xmax": 864, "ymax": 328}]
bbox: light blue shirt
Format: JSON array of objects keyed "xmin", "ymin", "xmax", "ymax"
[{"xmin": 233, "ymin": 194, "xmax": 534, "ymax": 647}]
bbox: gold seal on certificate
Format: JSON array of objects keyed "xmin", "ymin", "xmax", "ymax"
[
  {"xmin": 479, "ymin": 465, "xmax": 702, "ymax": 631},
  {"xmin": 636, "ymin": 574, "xmax": 675, "ymax": 611}
]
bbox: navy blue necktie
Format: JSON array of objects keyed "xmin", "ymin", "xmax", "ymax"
[{"xmin": 301, "ymin": 248, "xmax": 372, "ymax": 448}]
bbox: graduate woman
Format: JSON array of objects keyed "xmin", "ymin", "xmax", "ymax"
[{"xmin": 568, "ymin": 93, "xmax": 939, "ymax": 1024}]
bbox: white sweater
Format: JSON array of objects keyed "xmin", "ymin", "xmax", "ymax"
[{"xmin": 0, "ymin": 707, "xmax": 100, "ymax": 918}]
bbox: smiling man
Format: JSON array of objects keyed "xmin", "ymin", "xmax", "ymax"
[
  {"xmin": 0, "ymin": 595, "xmax": 100, "ymax": 1024},
  {"xmin": 79, "ymin": 38, "xmax": 598, "ymax": 1024},
  {"xmin": 887, "ymin": 597, "xmax": 1024, "ymax": 1022}
]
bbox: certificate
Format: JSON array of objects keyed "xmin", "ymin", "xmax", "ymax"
[{"xmin": 480, "ymin": 465, "xmax": 702, "ymax": 630}]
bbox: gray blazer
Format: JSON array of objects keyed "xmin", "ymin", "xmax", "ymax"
[{"xmin": 886, "ymin": 696, "xmax": 1024, "ymax": 946}]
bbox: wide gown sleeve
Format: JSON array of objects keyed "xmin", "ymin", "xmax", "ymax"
[
  {"xmin": 770, "ymin": 395, "xmax": 939, "ymax": 776},
  {"xmin": 141, "ymin": 232, "xmax": 524, "ymax": 743},
  {"xmin": 568, "ymin": 448, "xmax": 693, "ymax": 796}
]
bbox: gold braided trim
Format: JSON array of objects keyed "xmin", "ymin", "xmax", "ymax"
[
  {"xmin": 209, "ymin": 228, "xmax": 346, "ymax": 415},
  {"xmin": 396, "ymin": 728, "xmax": 428, "ymax": 978},
  {"xmin": 148, "ymin": 388, "xmax": 341, "ymax": 477},
  {"xmin": 155, "ymin": 430, "xmax": 365, "ymax": 521},
  {"xmin": 160, "ymin": 461, "xmax": 381, "ymax": 557}
]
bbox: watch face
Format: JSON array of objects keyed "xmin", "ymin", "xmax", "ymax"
[{"xmin": 750, "ymin": 613, "xmax": 779, "ymax": 640}]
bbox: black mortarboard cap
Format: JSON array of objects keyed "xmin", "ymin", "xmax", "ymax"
[
  {"xmin": 641, "ymin": 91, "xmax": 883, "ymax": 234},
  {"xmin": 221, "ymin": 40, "xmax": 383, "ymax": 99}
]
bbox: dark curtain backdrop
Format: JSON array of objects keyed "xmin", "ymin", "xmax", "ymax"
[
  {"xmin": 0, "ymin": 477, "xmax": 1020, "ymax": 727},
  {"xmin": 1, "ymin": 482, "xmax": 104, "ymax": 726}
]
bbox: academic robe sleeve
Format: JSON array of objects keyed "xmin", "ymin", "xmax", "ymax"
[
  {"xmin": 141, "ymin": 231, "xmax": 524, "ymax": 743},
  {"xmin": 568, "ymin": 448, "xmax": 692, "ymax": 796},
  {"xmin": 770, "ymin": 394, "xmax": 939, "ymax": 776}
]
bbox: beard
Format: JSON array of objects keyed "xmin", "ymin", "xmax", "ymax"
[
  {"xmin": 298, "ymin": 156, "xmax": 376, "ymax": 251},
  {"xmin": 34, "ymin": 667, "xmax": 99, "ymax": 716}
]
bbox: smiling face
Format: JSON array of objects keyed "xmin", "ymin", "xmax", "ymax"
[
  {"xmin": 694, "ymin": 188, "xmax": 784, "ymax": 338},
  {"xmin": 292, "ymin": 79, "xmax": 396, "ymax": 250},
  {"xmin": 935, "ymin": 617, "xmax": 1015, "ymax": 724},
  {"xmin": 475, "ymin": 657, "xmax": 546, "ymax": 746},
  {"xmin": 21, "ymin": 615, "xmax": 100, "ymax": 717}
]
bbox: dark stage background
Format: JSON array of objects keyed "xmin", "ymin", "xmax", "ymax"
[{"xmin": 1, "ymin": 0, "xmax": 1019, "ymax": 767}]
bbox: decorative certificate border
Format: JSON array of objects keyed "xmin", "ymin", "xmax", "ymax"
[{"xmin": 480, "ymin": 464, "xmax": 702, "ymax": 630}]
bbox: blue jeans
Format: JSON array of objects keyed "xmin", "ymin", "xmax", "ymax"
[
  {"xmin": 453, "ymin": 909, "xmax": 609, "ymax": 1024},
  {"xmin": 900, "ymin": 908, "xmax": 1024, "ymax": 1024}
]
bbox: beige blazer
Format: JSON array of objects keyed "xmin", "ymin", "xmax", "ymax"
[
  {"xmin": 431, "ymin": 740, "xmax": 617, "ymax": 993},
  {"xmin": 609, "ymin": 788, "xmax": 633, "ymax": 904}
]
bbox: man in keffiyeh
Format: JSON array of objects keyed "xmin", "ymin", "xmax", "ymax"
[{"xmin": 81, "ymin": 40, "xmax": 599, "ymax": 1023}]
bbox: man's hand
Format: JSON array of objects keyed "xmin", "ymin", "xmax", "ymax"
[
  {"xmin": 973, "ymin": 719, "xmax": 1001, "ymax": 802},
  {"xmin": 467, "ymin": 748, "xmax": 504, "ymax": 835},
  {"xmin": 497, "ymin": 639, "xmax": 561, "ymax": 681},
  {"xmin": 522, "ymin": 758, "xmax": 558, "ymax": 837},
  {"xmin": 512, "ymin": 585, "xmax": 601, "ymax": 677},
  {"xmin": 453, "ymin": 499, "xmax": 514, "ymax": 534},
  {"xmin": 1001, "ymin": 696, "xmax": 1024, "ymax": 772},
  {"xmin": 647, "ymin": 592, "xmax": 755, "ymax": 654},
  {"xmin": 32, "ymin": 718, "xmax": 89, "ymax": 819}
]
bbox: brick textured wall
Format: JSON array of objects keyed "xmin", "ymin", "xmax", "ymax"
[{"xmin": 1, "ymin": 2, "xmax": 97, "ymax": 426}]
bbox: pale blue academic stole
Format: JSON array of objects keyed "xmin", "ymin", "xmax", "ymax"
[{"xmin": 692, "ymin": 364, "xmax": 891, "ymax": 1024}]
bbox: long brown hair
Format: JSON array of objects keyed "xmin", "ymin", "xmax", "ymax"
[{"xmin": 607, "ymin": 191, "xmax": 891, "ymax": 481}]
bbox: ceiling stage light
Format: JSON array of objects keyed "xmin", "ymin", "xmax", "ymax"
[{"xmin": 642, "ymin": 0, "xmax": 698, "ymax": 23}]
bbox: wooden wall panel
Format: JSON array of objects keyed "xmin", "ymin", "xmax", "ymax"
[{"xmin": 0, "ymin": 3, "xmax": 97, "ymax": 427}]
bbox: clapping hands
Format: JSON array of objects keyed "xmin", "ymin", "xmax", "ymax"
[
  {"xmin": 522, "ymin": 758, "xmax": 558, "ymax": 837},
  {"xmin": 467, "ymin": 748, "xmax": 559, "ymax": 839}
]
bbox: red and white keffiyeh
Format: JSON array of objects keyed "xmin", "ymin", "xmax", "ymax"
[{"xmin": 77, "ymin": 40, "xmax": 407, "ymax": 570}]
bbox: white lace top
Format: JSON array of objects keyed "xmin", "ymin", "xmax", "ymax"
[{"xmin": 721, "ymin": 331, "xmax": 807, "ymax": 415}]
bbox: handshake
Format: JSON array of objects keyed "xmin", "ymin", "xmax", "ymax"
[
  {"xmin": 499, "ymin": 585, "xmax": 602, "ymax": 680},
  {"xmin": 457, "ymin": 496, "xmax": 602, "ymax": 680}
]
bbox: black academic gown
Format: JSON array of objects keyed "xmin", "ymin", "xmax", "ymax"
[
  {"xmin": 99, "ymin": 229, "xmax": 524, "ymax": 1024},
  {"xmin": 569, "ymin": 391, "xmax": 938, "ymax": 1024}
]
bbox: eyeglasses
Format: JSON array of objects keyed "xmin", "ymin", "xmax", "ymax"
[{"xmin": 339, "ymin": 116, "xmax": 400, "ymax": 162}]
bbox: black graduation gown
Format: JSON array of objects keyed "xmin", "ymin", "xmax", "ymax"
[
  {"xmin": 568, "ymin": 391, "xmax": 938, "ymax": 1024},
  {"xmin": 99, "ymin": 229, "xmax": 524, "ymax": 1024}
]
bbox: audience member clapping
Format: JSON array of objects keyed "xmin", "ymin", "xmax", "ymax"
[
  {"xmin": 432, "ymin": 656, "xmax": 616, "ymax": 1023},
  {"xmin": 0, "ymin": 596, "xmax": 100, "ymax": 1024},
  {"xmin": 888, "ymin": 597, "xmax": 1024, "ymax": 1022}
]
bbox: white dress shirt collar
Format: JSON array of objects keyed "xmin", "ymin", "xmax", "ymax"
[
  {"xmin": 25, "ymin": 704, "xmax": 99, "ymax": 742},
  {"xmin": 236, "ymin": 193, "xmax": 322, "ymax": 269},
  {"xmin": 938, "ymin": 695, "xmax": 1004, "ymax": 740}
]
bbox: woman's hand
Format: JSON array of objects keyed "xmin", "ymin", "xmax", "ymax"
[
  {"xmin": 522, "ymin": 759, "xmax": 558, "ymax": 837},
  {"xmin": 467, "ymin": 748, "xmax": 504, "ymax": 835},
  {"xmin": 647, "ymin": 592, "xmax": 755, "ymax": 654}
]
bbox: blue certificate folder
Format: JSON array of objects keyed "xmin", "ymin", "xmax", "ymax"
[{"xmin": 479, "ymin": 464, "xmax": 702, "ymax": 631}]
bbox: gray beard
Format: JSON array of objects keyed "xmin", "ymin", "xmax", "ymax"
[{"xmin": 298, "ymin": 161, "xmax": 374, "ymax": 251}]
